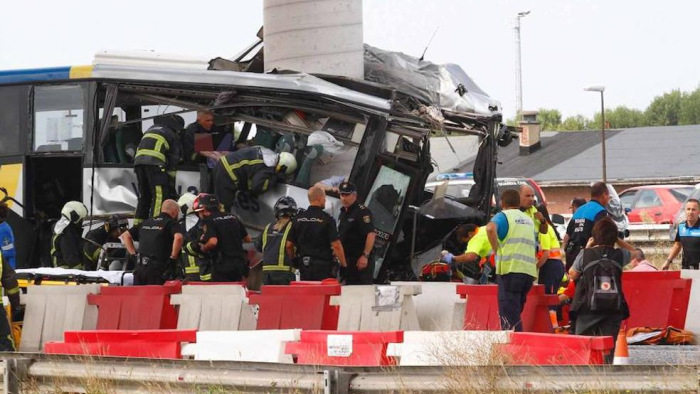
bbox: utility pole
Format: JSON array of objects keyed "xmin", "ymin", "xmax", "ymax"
[{"xmin": 515, "ymin": 11, "xmax": 530, "ymax": 122}]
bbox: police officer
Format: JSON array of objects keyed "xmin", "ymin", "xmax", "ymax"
[
  {"xmin": 178, "ymin": 193, "xmax": 207, "ymax": 281},
  {"xmin": 193, "ymin": 194, "xmax": 252, "ymax": 282},
  {"xmin": 486, "ymin": 189, "xmax": 538, "ymax": 332},
  {"xmin": 563, "ymin": 182, "xmax": 610, "ymax": 270},
  {"xmin": 52, "ymin": 201, "xmax": 88, "ymax": 269},
  {"xmin": 133, "ymin": 115, "xmax": 183, "ymax": 224},
  {"xmin": 337, "ymin": 182, "xmax": 376, "ymax": 285},
  {"xmin": 255, "ymin": 196, "xmax": 298, "ymax": 285},
  {"xmin": 83, "ymin": 214, "xmax": 129, "ymax": 271},
  {"xmin": 663, "ymin": 198, "xmax": 700, "ymax": 270},
  {"xmin": 121, "ymin": 199, "xmax": 183, "ymax": 285},
  {"xmin": 0, "ymin": 253, "xmax": 21, "ymax": 351},
  {"xmin": 286, "ymin": 186, "xmax": 347, "ymax": 280},
  {"xmin": 212, "ymin": 146, "xmax": 297, "ymax": 211}
]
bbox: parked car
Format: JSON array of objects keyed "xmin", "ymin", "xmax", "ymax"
[
  {"xmin": 619, "ymin": 185, "xmax": 694, "ymax": 224},
  {"xmin": 669, "ymin": 184, "xmax": 700, "ymax": 239},
  {"xmin": 425, "ymin": 173, "xmax": 547, "ymax": 207}
]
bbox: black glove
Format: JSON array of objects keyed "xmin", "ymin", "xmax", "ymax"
[{"xmin": 11, "ymin": 305, "xmax": 25, "ymax": 323}]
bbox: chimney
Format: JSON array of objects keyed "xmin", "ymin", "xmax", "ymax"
[{"xmin": 518, "ymin": 110, "xmax": 541, "ymax": 155}]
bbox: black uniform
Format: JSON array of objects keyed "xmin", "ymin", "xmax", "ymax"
[
  {"xmin": 134, "ymin": 123, "xmax": 181, "ymax": 222},
  {"xmin": 288, "ymin": 206, "xmax": 339, "ymax": 280},
  {"xmin": 213, "ymin": 147, "xmax": 279, "ymax": 211},
  {"xmin": 51, "ymin": 223, "xmax": 84, "ymax": 269},
  {"xmin": 565, "ymin": 200, "xmax": 608, "ymax": 270},
  {"xmin": 0, "ymin": 254, "xmax": 20, "ymax": 351},
  {"xmin": 201, "ymin": 212, "xmax": 249, "ymax": 282},
  {"xmin": 128, "ymin": 213, "xmax": 182, "ymax": 285},
  {"xmin": 338, "ymin": 202, "xmax": 375, "ymax": 285},
  {"xmin": 83, "ymin": 227, "xmax": 126, "ymax": 271},
  {"xmin": 255, "ymin": 219, "xmax": 296, "ymax": 285}
]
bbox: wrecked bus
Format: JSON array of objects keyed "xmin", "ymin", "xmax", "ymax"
[{"xmin": 0, "ymin": 52, "xmax": 505, "ymax": 281}]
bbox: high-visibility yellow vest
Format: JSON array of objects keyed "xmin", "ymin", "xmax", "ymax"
[{"xmin": 496, "ymin": 209, "xmax": 538, "ymax": 278}]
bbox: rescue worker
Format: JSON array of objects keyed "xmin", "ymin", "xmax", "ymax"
[
  {"xmin": 121, "ymin": 199, "xmax": 183, "ymax": 285},
  {"xmin": 133, "ymin": 115, "xmax": 183, "ymax": 224},
  {"xmin": 83, "ymin": 214, "xmax": 128, "ymax": 271},
  {"xmin": 0, "ymin": 202, "xmax": 16, "ymax": 269},
  {"xmin": 194, "ymin": 194, "xmax": 251, "ymax": 282},
  {"xmin": 338, "ymin": 182, "xmax": 376, "ymax": 285},
  {"xmin": 286, "ymin": 186, "xmax": 347, "ymax": 280},
  {"xmin": 177, "ymin": 193, "xmax": 207, "ymax": 281},
  {"xmin": 563, "ymin": 182, "xmax": 611, "ymax": 270},
  {"xmin": 0, "ymin": 253, "xmax": 21, "ymax": 351},
  {"xmin": 519, "ymin": 184, "xmax": 548, "ymax": 234},
  {"xmin": 255, "ymin": 196, "xmax": 298, "ymax": 285},
  {"xmin": 662, "ymin": 198, "xmax": 700, "ymax": 270},
  {"xmin": 182, "ymin": 110, "xmax": 215, "ymax": 166},
  {"xmin": 441, "ymin": 224, "xmax": 489, "ymax": 281},
  {"xmin": 212, "ymin": 146, "xmax": 298, "ymax": 211},
  {"xmin": 51, "ymin": 201, "xmax": 88, "ymax": 269},
  {"xmin": 486, "ymin": 189, "xmax": 537, "ymax": 332},
  {"xmin": 536, "ymin": 204, "xmax": 565, "ymax": 295}
]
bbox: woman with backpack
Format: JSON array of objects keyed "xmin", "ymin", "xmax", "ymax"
[{"xmin": 568, "ymin": 217, "xmax": 636, "ymax": 363}]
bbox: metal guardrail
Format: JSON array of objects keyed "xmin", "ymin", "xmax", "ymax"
[
  {"xmin": 627, "ymin": 223, "xmax": 672, "ymax": 257},
  {"xmin": 2, "ymin": 354, "xmax": 698, "ymax": 393}
]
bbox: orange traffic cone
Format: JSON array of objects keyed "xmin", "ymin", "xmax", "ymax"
[{"xmin": 613, "ymin": 327, "xmax": 629, "ymax": 365}]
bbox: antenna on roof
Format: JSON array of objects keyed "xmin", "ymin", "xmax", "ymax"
[{"xmin": 419, "ymin": 26, "xmax": 440, "ymax": 62}]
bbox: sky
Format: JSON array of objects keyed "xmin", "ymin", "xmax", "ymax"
[{"xmin": 1, "ymin": 0, "xmax": 698, "ymax": 120}]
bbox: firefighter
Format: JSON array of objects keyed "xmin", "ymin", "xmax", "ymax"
[
  {"xmin": 121, "ymin": 199, "xmax": 183, "ymax": 285},
  {"xmin": 177, "ymin": 193, "xmax": 208, "ymax": 281},
  {"xmin": 212, "ymin": 146, "xmax": 297, "ymax": 211},
  {"xmin": 51, "ymin": 201, "xmax": 88, "ymax": 269},
  {"xmin": 0, "ymin": 254, "xmax": 20, "ymax": 351},
  {"xmin": 0, "ymin": 202, "xmax": 16, "ymax": 269},
  {"xmin": 193, "ymin": 194, "xmax": 251, "ymax": 282},
  {"xmin": 133, "ymin": 115, "xmax": 183, "ymax": 224},
  {"xmin": 83, "ymin": 214, "xmax": 129, "ymax": 271},
  {"xmin": 255, "ymin": 196, "xmax": 298, "ymax": 285}
]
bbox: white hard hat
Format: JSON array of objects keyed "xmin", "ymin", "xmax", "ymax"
[
  {"xmin": 177, "ymin": 193, "xmax": 197, "ymax": 215},
  {"xmin": 277, "ymin": 152, "xmax": 297, "ymax": 175},
  {"xmin": 61, "ymin": 201, "xmax": 88, "ymax": 223}
]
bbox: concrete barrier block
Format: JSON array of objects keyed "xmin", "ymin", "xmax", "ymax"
[
  {"xmin": 332, "ymin": 285, "xmax": 421, "ymax": 331},
  {"xmin": 171, "ymin": 285, "xmax": 256, "ymax": 331},
  {"xmin": 392, "ymin": 282, "xmax": 465, "ymax": 331},
  {"xmin": 386, "ymin": 330, "xmax": 511, "ymax": 366},
  {"xmin": 20, "ymin": 284, "xmax": 101, "ymax": 352},
  {"xmin": 194, "ymin": 329, "xmax": 301, "ymax": 363},
  {"xmin": 680, "ymin": 270, "xmax": 700, "ymax": 335}
]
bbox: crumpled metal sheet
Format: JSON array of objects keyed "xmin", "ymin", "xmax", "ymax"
[{"xmin": 363, "ymin": 44, "xmax": 501, "ymax": 115}]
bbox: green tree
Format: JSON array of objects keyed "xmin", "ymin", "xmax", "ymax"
[
  {"xmin": 536, "ymin": 108, "xmax": 562, "ymax": 131},
  {"xmin": 645, "ymin": 89, "xmax": 683, "ymax": 126},
  {"xmin": 679, "ymin": 86, "xmax": 700, "ymax": 125},
  {"xmin": 558, "ymin": 115, "xmax": 589, "ymax": 131},
  {"xmin": 590, "ymin": 106, "xmax": 648, "ymax": 129}
]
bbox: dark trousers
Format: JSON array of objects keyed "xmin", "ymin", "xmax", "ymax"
[
  {"xmin": 538, "ymin": 259, "xmax": 565, "ymax": 295},
  {"xmin": 262, "ymin": 271, "xmax": 296, "ymax": 285},
  {"xmin": 134, "ymin": 165, "xmax": 175, "ymax": 221},
  {"xmin": 212, "ymin": 260, "xmax": 248, "ymax": 282},
  {"xmin": 133, "ymin": 259, "xmax": 166, "ymax": 286},
  {"xmin": 213, "ymin": 164, "xmax": 239, "ymax": 212},
  {"xmin": 575, "ymin": 313, "xmax": 623, "ymax": 364},
  {"xmin": 0, "ymin": 310, "xmax": 14, "ymax": 351},
  {"xmin": 498, "ymin": 273, "xmax": 535, "ymax": 332},
  {"xmin": 299, "ymin": 258, "xmax": 334, "ymax": 281},
  {"xmin": 341, "ymin": 255, "xmax": 374, "ymax": 285}
]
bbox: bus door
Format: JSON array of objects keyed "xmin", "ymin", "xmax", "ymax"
[{"xmin": 27, "ymin": 83, "xmax": 92, "ymax": 266}]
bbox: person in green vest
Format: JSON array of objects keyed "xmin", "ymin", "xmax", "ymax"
[{"xmin": 486, "ymin": 188, "xmax": 538, "ymax": 331}]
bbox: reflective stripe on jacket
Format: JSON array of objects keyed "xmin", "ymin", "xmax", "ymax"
[
  {"xmin": 261, "ymin": 221, "xmax": 294, "ymax": 272},
  {"xmin": 496, "ymin": 209, "xmax": 538, "ymax": 278}
]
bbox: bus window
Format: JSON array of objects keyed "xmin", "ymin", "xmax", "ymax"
[
  {"xmin": 365, "ymin": 165, "xmax": 410, "ymax": 234},
  {"xmin": 0, "ymin": 86, "xmax": 29, "ymax": 156},
  {"xmin": 33, "ymin": 85, "xmax": 86, "ymax": 152}
]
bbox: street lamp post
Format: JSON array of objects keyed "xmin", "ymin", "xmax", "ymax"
[
  {"xmin": 584, "ymin": 85, "xmax": 607, "ymax": 182},
  {"xmin": 515, "ymin": 11, "xmax": 530, "ymax": 122}
]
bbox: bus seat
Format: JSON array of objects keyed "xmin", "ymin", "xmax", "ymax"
[{"xmin": 295, "ymin": 145, "xmax": 324, "ymax": 188}]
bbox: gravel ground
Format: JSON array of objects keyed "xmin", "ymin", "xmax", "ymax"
[{"xmin": 628, "ymin": 345, "xmax": 700, "ymax": 365}]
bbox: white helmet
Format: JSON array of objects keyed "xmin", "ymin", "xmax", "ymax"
[
  {"xmin": 61, "ymin": 201, "xmax": 88, "ymax": 223},
  {"xmin": 277, "ymin": 152, "xmax": 297, "ymax": 175},
  {"xmin": 177, "ymin": 193, "xmax": 197, "ymax": 216}
]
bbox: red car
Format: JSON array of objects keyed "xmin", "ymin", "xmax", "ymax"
[{"xmin": 619, "ymin": 185, "xmax": 694, "ymax": 224}]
